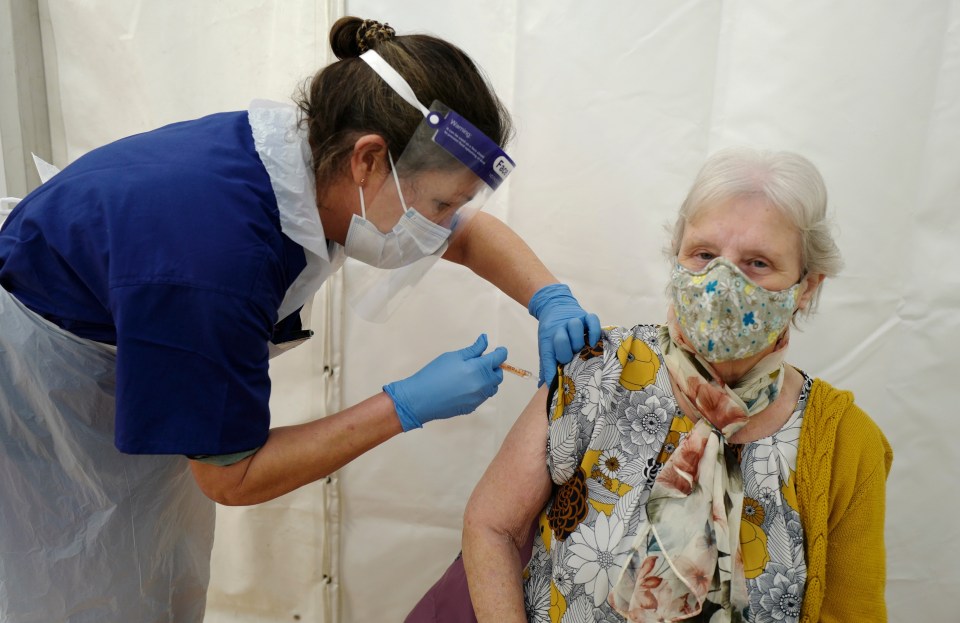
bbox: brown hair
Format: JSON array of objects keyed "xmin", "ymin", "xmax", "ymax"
[{"xmin": 296, "ymin": 16, "xmax": 513, "ymax": 184}]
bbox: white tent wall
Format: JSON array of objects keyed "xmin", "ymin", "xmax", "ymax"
[
  {"xmin": 1, "ymin": 0, "xmax": 51, "ymax": 198},
  {"xmin": 3, "ymin": 0, "xmax": 954, "ymax": 621},
  {"xmin": 339, "ymin": 1, "xmax": 958, "ymax": 622},
  {"xmin": 0, "ymin": 127, "xmax": 6, "ymax": 198}
]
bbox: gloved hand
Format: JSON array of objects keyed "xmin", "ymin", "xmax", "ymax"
[
  {"xmin": 528, "ymin": 283, "xmax": 602, "ymax": 388},
  {"xmin": 384, "ymin": 334, "xmax": 508, "ymax": 432}
]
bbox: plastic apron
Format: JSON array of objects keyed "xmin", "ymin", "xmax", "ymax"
[
  {"xmin": 249, "ymin": 99, "xmax": 346, "ymax": 358},
  {"xmin": 0, "ymin": 286, "xmax": 215, "ymax": 622},
  {"xmin": 0, "ymin": 111, "xmax": 336, "ymax": 621}
]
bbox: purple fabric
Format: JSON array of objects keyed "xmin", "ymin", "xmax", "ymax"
[
  {"xmin": 405, "ymin": 523, "xmax": 538, "ymax": 623},
  {"xmin": 404, "ymin": 552, "xmax": 476, "ymax": 623}
]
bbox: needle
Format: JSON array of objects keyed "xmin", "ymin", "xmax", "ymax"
[{"xmin": 500, "ymin": 362, "xmax": 534, "ymax": 379}]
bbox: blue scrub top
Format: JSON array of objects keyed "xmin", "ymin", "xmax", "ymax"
[{"xmin": 0, "ymin": 112, "xmax": 308, "ymax": 455}]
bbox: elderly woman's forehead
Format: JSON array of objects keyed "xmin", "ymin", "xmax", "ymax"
[
  {"xmin": 691, "ymin": 194, "xmax": 794, "ymax": 222},
  {"xmin": 684, "ymin": 197, "xmax": 804, "ymax": 250}
]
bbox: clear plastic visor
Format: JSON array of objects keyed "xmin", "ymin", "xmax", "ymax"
[
  {"xmin": 347, "ymin": 100, "xmax": 514, "ymax": 321},
  {"xmin": 346, "ymin": 51, "xmax": 515, "ymax": 321},
  {"xmin": 360, "ymin": 100, "xmax": 509, "ymax": 235}
]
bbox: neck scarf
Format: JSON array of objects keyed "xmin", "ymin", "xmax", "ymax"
[{"xmin": 609, "ymin": 311, "xmax": 789, "ymax": 622}]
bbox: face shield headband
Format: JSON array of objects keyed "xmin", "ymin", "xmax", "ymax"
[{"xmin": 345, "ymin": 50, "xmax": 516, "ymax": 322}]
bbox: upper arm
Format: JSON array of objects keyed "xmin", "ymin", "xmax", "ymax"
[
  {"xmin": 439, "ymin": 211, "xmax": 493, "ymax": 266},
  {"xmin": 112, "ymin": 283, "xmax": 274, "ymax": 455},
  {"xmin": 464, "ymin": 385, "xmax": 553, "ymax": 548},
  {"xmin": 821, "ymin": 409, "xmax": 893, "ymax": 622},
  {"xmin": 107, "ymin": 159, "xmax": 289, "ymax": 456},
  {"xmin": 821, "ymin": 456, "xmax": 890, "ymax": 622}
]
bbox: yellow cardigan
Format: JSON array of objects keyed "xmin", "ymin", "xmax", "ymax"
[{"xmin": 796, "ymin": 379, "xmax": 893, "ymax": 622}]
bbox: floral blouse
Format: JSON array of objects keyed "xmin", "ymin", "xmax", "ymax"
[{"xmin": 522, "ymin": 325, "xmax": 811, "ymax": 623}]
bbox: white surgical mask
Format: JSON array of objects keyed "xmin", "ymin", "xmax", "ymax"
[{"xmin": 343, "ymin": 153, "xmax": 452, "ymax": 269}]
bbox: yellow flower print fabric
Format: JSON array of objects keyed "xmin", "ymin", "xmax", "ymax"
[{"xmin": 523, "ymin": 325, "xmax": 811, "ymax": 623}]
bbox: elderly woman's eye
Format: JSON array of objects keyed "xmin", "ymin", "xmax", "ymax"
[
  {"xmin": 749, "ymin": 259, "xmax": 770, "ymax": 269},
  {"xmin": 696, "ymin": 252, "xmax": 715, "ymax": 261}
]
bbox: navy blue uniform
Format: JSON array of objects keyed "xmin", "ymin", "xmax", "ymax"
[{"xmin": 0, "ymin": 112, "xmax": 307, "ymax": 454}]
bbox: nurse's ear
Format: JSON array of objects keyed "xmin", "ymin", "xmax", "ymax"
[{"xmin": 349, "ymin": 134, "xmax": 390, "ymax": 192}]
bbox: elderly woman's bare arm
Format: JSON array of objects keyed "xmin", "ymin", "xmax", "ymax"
[{"xmin": 463, "ymin": 385, "xmax": 553, "ymax": 622}]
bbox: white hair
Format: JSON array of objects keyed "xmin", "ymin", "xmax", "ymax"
[{"xmin": 669, "ymin": 147, "xmax": 843, "ymax": 318}]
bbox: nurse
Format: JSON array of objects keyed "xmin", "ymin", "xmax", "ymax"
[{"xmin": 0, "ymin": 16, "xmax": 599, "ymax": 622}]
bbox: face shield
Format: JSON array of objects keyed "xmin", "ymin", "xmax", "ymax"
[{"xmin": 344, "ymin": 50, "xmax": 516, "ymax": 322}]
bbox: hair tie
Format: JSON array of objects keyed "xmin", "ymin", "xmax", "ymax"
[{"xmin": 356, "ymin": 19, "xmax": 396, "ymax": 53}]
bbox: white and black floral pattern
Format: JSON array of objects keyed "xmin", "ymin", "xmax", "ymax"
[
  {"xmin": 748, "ymin": 563, "xmax": 805, "ymax": 623},
  {"xmin": 525, "ymin": 326, "xmax": 811, "ymax": 622}
]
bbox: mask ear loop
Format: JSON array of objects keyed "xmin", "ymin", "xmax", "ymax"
[
  {"xmin": 358, "ymin": 179, "xmax": 367, "ymax": 219},
  {"xmin": 360, "ymin": 49, "xmax": 425, "ymax": 218}
]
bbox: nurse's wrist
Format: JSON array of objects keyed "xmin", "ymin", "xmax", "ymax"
[
  {"xmin": 527, "ymin": 283, "xmax": 572, "ymax": 318},
  {"xmin": 382, "ymin": 383, "xmax": 422, "ymax": 432}
]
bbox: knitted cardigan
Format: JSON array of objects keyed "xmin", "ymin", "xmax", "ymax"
[{"xmin": 797, "ymin": 379, "xmax": 893, "ymax": 622}]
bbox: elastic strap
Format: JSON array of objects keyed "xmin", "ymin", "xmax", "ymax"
[
  {"xmin": 360, "ymin": 50, "xmax": 431, "ymax": 118},
  {"xmin": 387, "ymin": 151, "xmax": 409, "ymax": 212}
]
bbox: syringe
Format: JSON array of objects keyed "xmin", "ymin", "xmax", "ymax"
[{"xmin": 500, "ymin": 362, "xmax": 534, "ymax": 380}]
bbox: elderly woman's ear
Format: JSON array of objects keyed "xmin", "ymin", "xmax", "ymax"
[{"xmin": 798, "ymin": 272, "xmax": 826, "ymax": 312}]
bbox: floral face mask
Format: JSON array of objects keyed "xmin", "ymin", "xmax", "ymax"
[{"xmin": 670, "ymin": 257, "xmax": 803, "ymax": 362}]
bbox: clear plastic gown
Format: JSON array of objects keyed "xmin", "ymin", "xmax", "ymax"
[{"xmin": 0, "ymin": 286, "xmax": 215, "ymax": 622}]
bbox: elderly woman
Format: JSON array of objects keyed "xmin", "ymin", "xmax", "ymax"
[{"xmin": 461, "ymin": 148, "xmax": 892, "ymax": 622}]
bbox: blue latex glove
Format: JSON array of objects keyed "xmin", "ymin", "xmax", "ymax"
[
  {"xmin": 528, "ymin": 283, "xmax": 602, "ymax": 387},
  {"xmin": 384, "ymin": 334, "xmax": 508, "ymax": 432}
]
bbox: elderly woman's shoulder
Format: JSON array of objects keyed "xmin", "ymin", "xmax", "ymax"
[{"xmin": 596, "ymin": 324, "xmax": 663, "ymax": 348}]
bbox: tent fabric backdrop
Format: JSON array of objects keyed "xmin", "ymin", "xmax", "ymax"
[
  {"xmin": 14, "ymin": 1, "xmax": 957, "ymax": 621},
  {"xmin": 340, "ymin": 1, "xmax": 957, "ymax": 622}
]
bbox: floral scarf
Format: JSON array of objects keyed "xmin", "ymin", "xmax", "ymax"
[{"xmin": 609, "ymin": 312, "xmax": 789, "ymax": 622}]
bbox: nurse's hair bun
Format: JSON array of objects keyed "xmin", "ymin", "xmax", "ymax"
[{"xmin": 329, "ymin": 16, "xmax": 396, "ymax": 59}]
